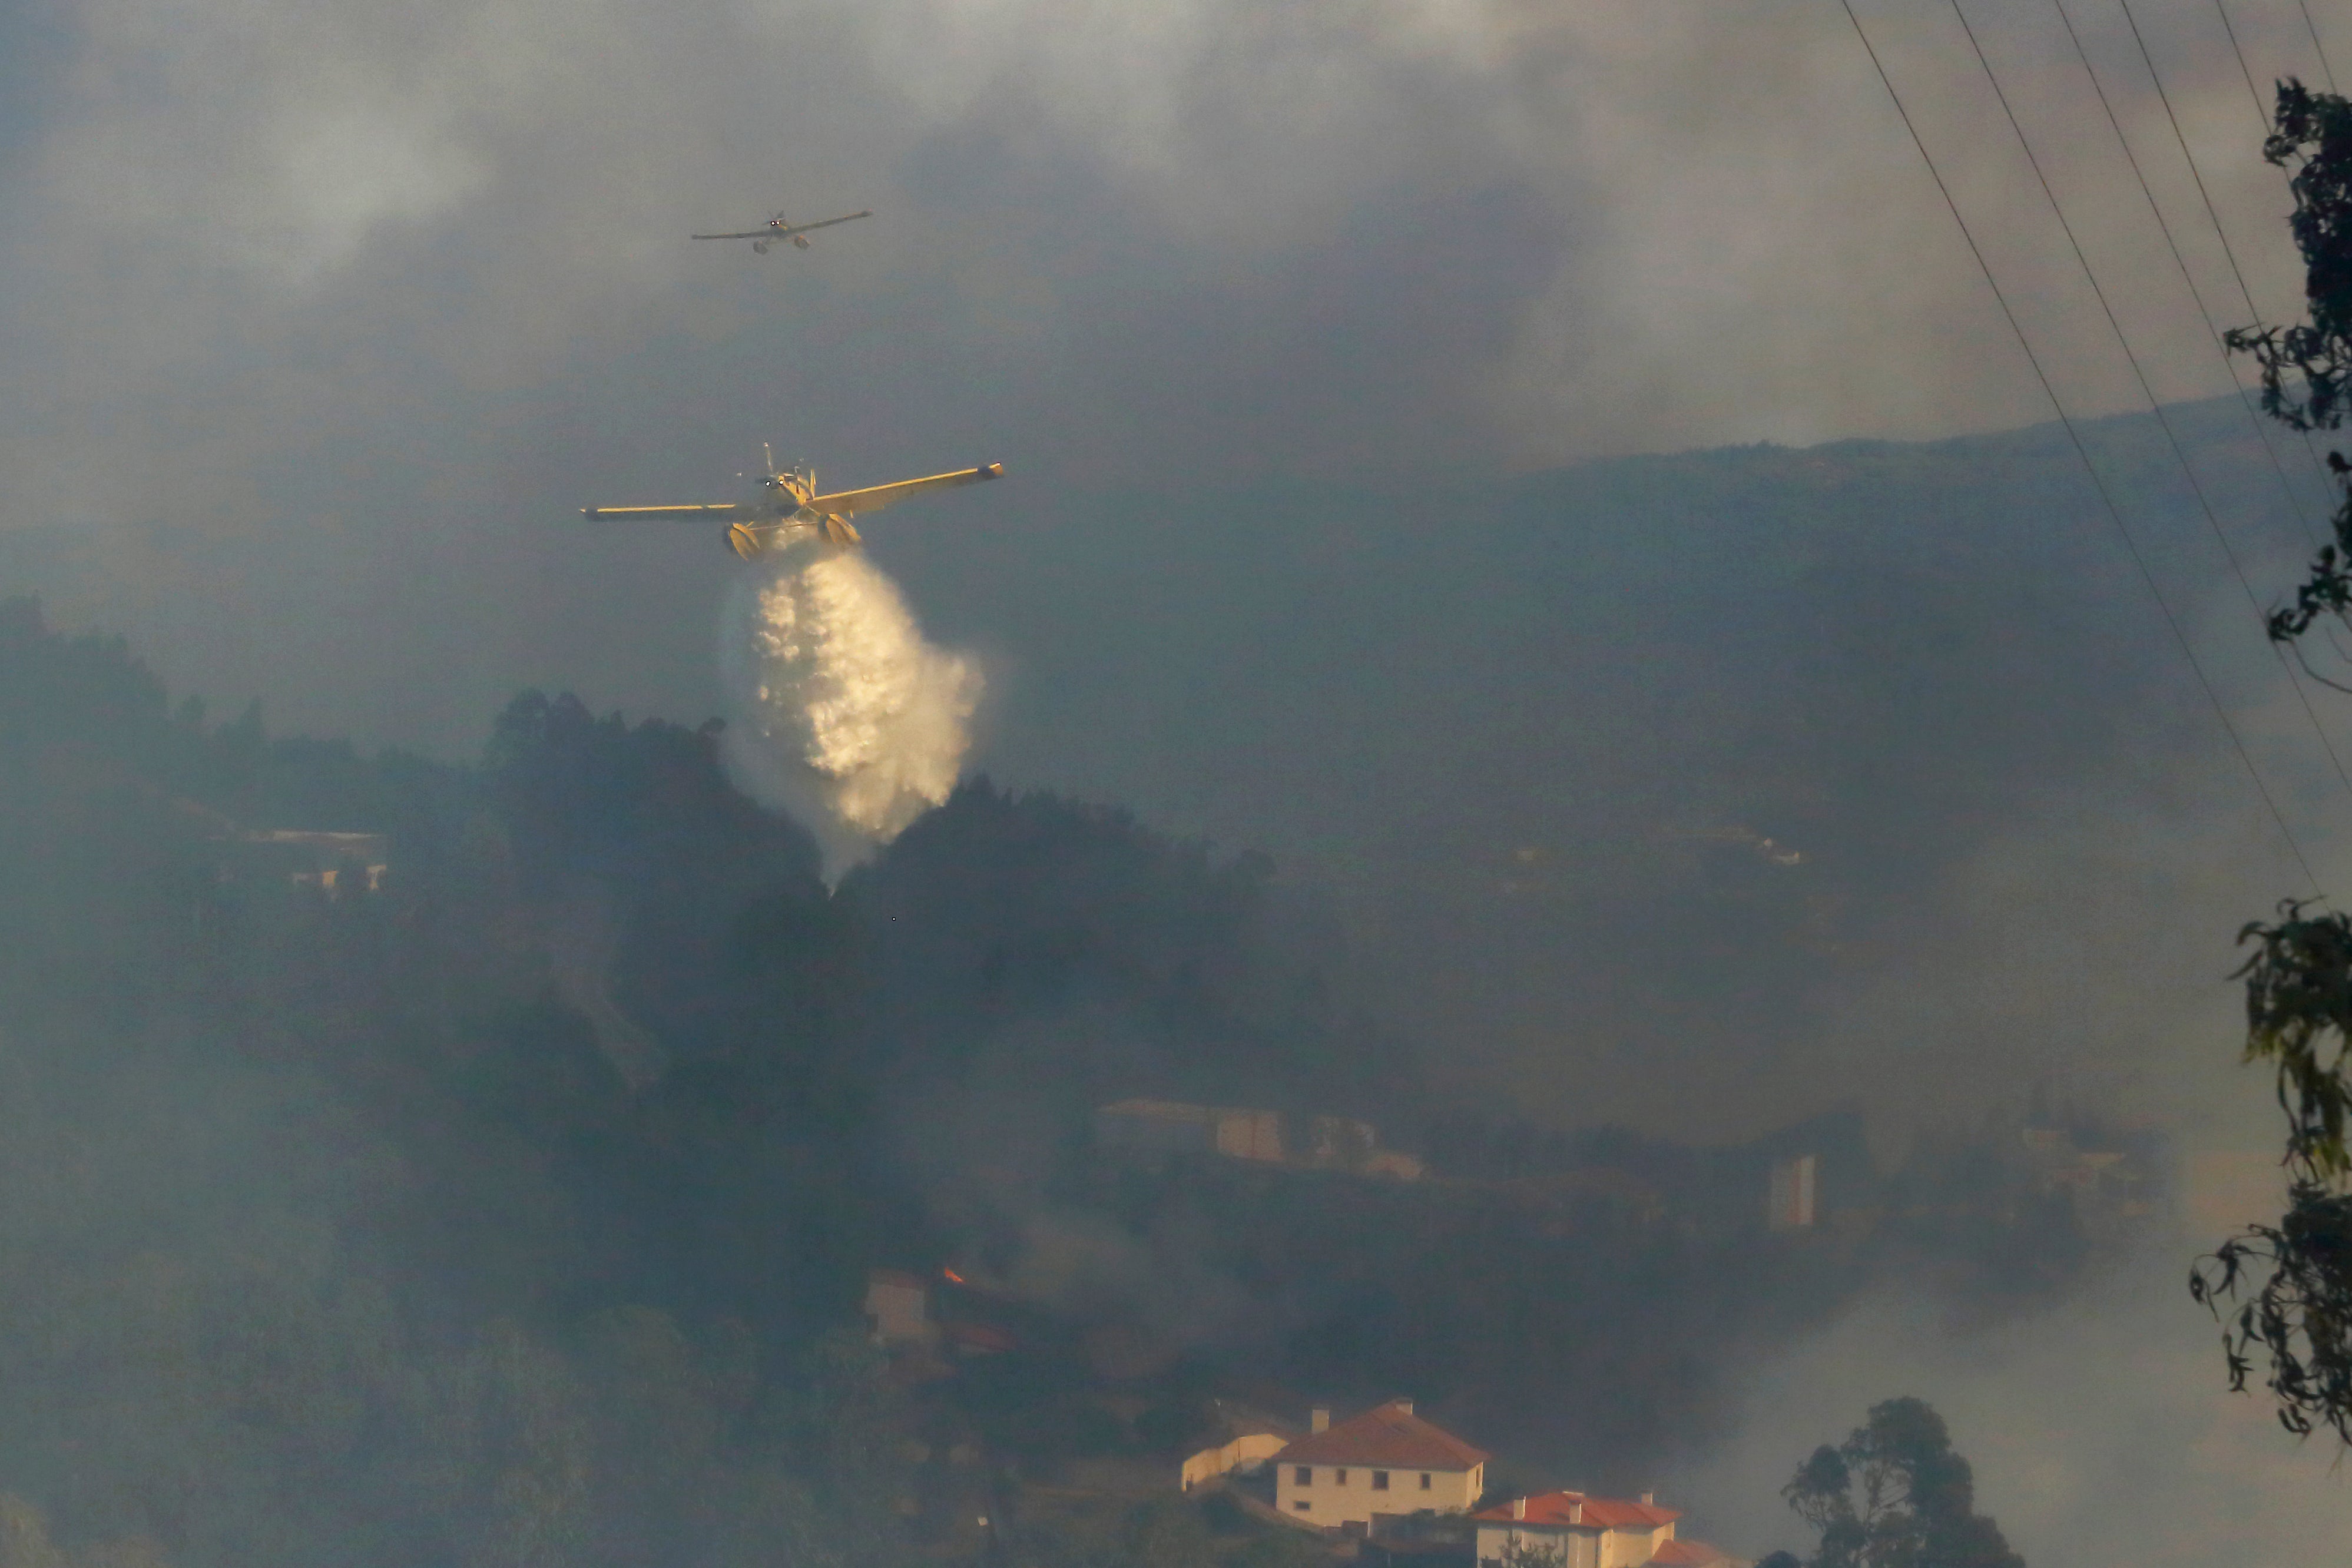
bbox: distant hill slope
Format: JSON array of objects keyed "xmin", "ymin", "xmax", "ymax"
[
  {"xmin": 1, "ymin": 396, "xmax": 2336, "ymax": 1141},
  {"xmin": 883, "ymin": 396, "xmax": 2337, "ymax": 1135}
]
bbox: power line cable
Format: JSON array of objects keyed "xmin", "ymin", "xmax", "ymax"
[
  {"xmin": 2052, "ymin": 0, "xmax": 2327, "ymax": 552},
  {"xmin": 2212, "ymin": 0, "xmax": 2274, "ymax": 128},
  {"xmin": 1837, "ymin": 0, "xmax": 2328, "ymax": 895},
  {"xmin": 2233, "ymin": 0, "xmax": 2348, "ymax": 483},
  {"xmin": 1953, "ymin": 0, "xmax": 2352, "ymax": 812},
  {"xmin": 2298, "ymin": 0, "xmax": 2340, "ymax": 92},
  {"xmin": 2118, "ymin": 0, "xmax": 2341, "ymax": 494},
  {"xmin": 2207, "ymin": 0, "xmax": 2349, "ymax": 498},
  {"xmin": 2202, "ymin": 0, "xmax": 2340, "ymax": 484}
]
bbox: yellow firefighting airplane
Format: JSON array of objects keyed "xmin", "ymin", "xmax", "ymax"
[
  {"xmin": 582, "ymin": 446, "xmax": 1004, "ymax": 561},
  {"xmin": 690, "ymin": 209, "xmax": 871, "ymax": 254}
]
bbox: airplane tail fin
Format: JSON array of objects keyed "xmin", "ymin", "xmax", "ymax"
[{"xmin": 763, "ymin": 442, "xmax": 777, "ymax": 478}]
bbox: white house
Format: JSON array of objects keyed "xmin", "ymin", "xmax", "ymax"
[{"xmin": 1274, "ymin": 1400, "xmax": 1489, "ymax": 1531}]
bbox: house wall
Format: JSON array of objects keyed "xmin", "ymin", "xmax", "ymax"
[
  {"xmin": 1768, "ymin": 1154, "xmax": 1817, "ymax": 1229},
  {"xmin": 1475, "ymin": 1521, "xmax": 1672, "ymax": 1568},
  {"xmin": 1213, "ymin": 1109, "xmax": 1284, "ymax": 1162},
  {"xmin": 1476, "ymin": 1525, "xmax": 1598, "ymax": 1568},
  {"xmin": 1599, "ymin": 1525, "xmax": 1672, "ymax": 1568},
  {"xmin": 864, "ymin": 1278, "xmax": 934, "ymax": 1345},
  {"xmin": 1180, "ymin": 1433, "xmax": 1290, "ymax": 1491},
  {"xmin": 1097, "ymin": 1102, "xmax": 1218, "ymax": 1157},
  {"xmin": 1099, "ymin": 1102, "xmax": 1285, "ymax": 1163},
  {"xmin": 1277, "ymin": 1461, "xmax": 1482, "ymax": 1529}
]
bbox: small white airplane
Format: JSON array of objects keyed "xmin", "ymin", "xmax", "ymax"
[
  {"xmin": 582, "ymin": 445, "xmax": 1003, "ymax": 561},
  {"xmin": 691, "ymin": 209, "xmax": 871, "ymax": 254}
]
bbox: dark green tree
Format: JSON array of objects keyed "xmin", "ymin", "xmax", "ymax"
[
  {"xmin": 1778, "ymin": 1398, "xmax": 2022, "ymax": 1568},
  {"xmin": 2228, "ymin": 82, "xmax": 2352, "ymax": 435},
  {"xmin": 2195, "ymin": 78, "xmax": 2352, "ymax": 1445},
  {"xmin": 2241, "ymin": 84, "xmax": 2352, "ymax": 660},
  {"xmin": 2192, "ymin": 907, "xmax": 2352, "ymax": 1441}
]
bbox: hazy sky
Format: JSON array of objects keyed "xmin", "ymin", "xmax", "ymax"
[
  {"xmin": 11, "ymin": 2, "xmax": 2352, "ymax": 1559},
  {"xmin": 0, "ymin": 0, "xmax": 2337, "ymax": 733}
]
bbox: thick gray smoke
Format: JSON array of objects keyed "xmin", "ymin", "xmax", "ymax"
[
  {"xmin": 719, "ymin": 544, "xmax": 982, "ymax": 876},
  {"xmin": 1661, "ymin": 1249, "xmax": 2352, "ymax": 1567}
]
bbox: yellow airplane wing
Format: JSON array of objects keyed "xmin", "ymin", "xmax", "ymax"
[
  {"xmin": 812, "ymin": 463, "xmax": 1003, "ymax": 518},
  {"xmin": 580, "ymin": 503, "xmax": 747, "ymax": 519}
]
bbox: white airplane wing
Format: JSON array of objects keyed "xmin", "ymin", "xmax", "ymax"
[{"xmin": 811, "ymin": 463, "xmax": 1003, "ymax": 518}]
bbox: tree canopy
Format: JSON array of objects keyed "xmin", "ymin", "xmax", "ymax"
[
  {"xmin": 2194, "ymin": 79, "xmax": 2352, "ymax": 1445},
  {"xmin": 2227, "ymin": 82, "xmax": 2352, "ymax": 434},
  {"xmin": 1778, "ymin": 1398, "xmax": 2022, "ymax": 1568}
]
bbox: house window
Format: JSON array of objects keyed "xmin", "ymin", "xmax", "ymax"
[
  {"xmin": 1296, "ymin": 1467, "xmax": 1312, "ymax": 1486},
  {"xmin": 1294, "ymin": 1501, "xmax": 1311, "ymax": 1513},
  {"xmin": 1420, "ymin": 1474, "xmax": 1433, "ymax": 1490},
  {"xmin": 1336, "ymin": 1470, "xmax": 1349, "ymax": 1485},
  {"xmin": 1373, "ymin": 1471, "xmax": 1390, "ymax": 1490}
]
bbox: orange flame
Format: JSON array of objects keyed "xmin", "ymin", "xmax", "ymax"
[{"xmin": 942, "ymin": 1268, "xmax": 965, "ymax": 1285}]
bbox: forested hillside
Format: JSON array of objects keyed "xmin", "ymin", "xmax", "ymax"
[
  {"xmin": 0, "ymin": 598, "xmax": 2141, "ymax": 1567},
  {"xmin": 0, "ymin": 595, "xmax": 1428, "ymax": 1567}
]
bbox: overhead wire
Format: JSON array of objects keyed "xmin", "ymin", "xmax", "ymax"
[
  {"xmin": 2298, "ymin": 0, "xmax": 2340, "ymax": 93},
  {"xmin": 2051, "ymin": 0, "xmax": 2327, "ymax": 553},
  {"xmin": 1949, "ymin": 0, "xmax": 2352, "ymax": 813},
  {"xmin": 2204, "ymin": 0, "xmax": 2346, "ymax": 485},
  {"xmin": 2116, "ymin": 0, "xmax": 2342, "ymax": 495},
  {"xmin": 1834, "ymin": 0, "xmax": 2330, "ymax": 896},
  {"xmin": 2212, "ymin": 0, "xmax": 2274, "ymax": 127}
]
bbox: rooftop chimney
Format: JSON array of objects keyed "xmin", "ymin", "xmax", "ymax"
[
  {"xmin": 1392, "ymin": 1397, "xmax": 1414, "ymax": 1415},
  {"xmin": 1311, "ymin": 1406, "xmax": 1330, "ymax": 1434},
  {"xmin": 1569, "ymin": 1501, "xmax": 1584, "ymax": 1525},
  {"xmin": 1640, "ymin": 1491, "xmax": 1655, "ymax": 1507},
  {"xmin": 1512, "ymin": 1498, "xmax": 1527, "ymax": 1520}
]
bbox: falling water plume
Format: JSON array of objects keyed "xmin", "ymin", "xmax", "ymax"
[{"xmin": 720, "ymin": 546, "xmax": 982, "ymax": 879}]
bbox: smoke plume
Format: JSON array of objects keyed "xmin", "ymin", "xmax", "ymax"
[{"xmin": 720, "ymin": 545, "xmax": 982, "ymax": 876}]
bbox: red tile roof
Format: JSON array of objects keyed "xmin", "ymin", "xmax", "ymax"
[
  {"xmin": 1277, "ymin": 1402, "xmax": 1490, "ymax": 1470},
  {"xmin": 1649, "ymin": 1539, "xmax": 1734, "ymax": 1566},
  {"xmin": 1472, "ymin": 1492, "xmax": 1681, "ymax": 1531}
]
